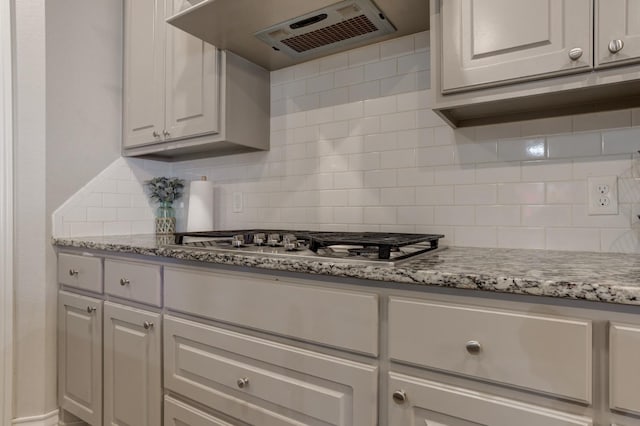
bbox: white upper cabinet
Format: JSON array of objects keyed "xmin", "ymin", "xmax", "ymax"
[
  {"xmin": 596, "ymin": 0, "xmax": 640, "ymax": 67},
  {"xmin": 123, "ymin": 0, "xmax": 269, "ymax": 160},
  {"xmin": 123, "ymin": 0, "xmax": 166, "ymax": 148},
  {"xmin": 441, "ymin": 0, "xmax": 592, "ymax": 93}
]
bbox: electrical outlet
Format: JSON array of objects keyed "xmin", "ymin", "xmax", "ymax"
[
  {"xmin": 232, "ymin": 192, "xmax": 243, "ymax": 213},
  {"xmin": 588, "ymin": 176, "xmax": 618, "ymax": 215}
]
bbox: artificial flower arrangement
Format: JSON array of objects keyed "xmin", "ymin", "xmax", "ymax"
[{"xmin": 144, "ymin": 177, "xmax": 185, "ymax": 234}]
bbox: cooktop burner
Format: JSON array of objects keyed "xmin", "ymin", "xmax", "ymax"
[{"xmin": 171, "ymin": 230, "xmax": 445, "ymax": 266}]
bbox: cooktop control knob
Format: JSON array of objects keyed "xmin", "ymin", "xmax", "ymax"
[
  {"xmin": 232, "ymin": 234, "xmax": 245, "ymax": 247},
  {"xmin": 283, "ymin": 234, "xmax": 298, "ymax": 251},
  {"xmin": 254, "ymin": 233, "xmax": 266, "ymax": 246},
  {"xmin": 268, "ymin": 234, "xmax": 280, "ymax": 246}
]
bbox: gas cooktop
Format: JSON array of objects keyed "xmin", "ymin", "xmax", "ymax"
[{"xmin": 169, "ymin": 230, "xmax": 445, "ymax": 266}]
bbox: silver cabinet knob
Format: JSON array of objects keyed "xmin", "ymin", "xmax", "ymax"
[
  {"xmin": 608, "ymin": 39, "xmax": 624, "ymax": 54},
  {"xmin": 568, "ymin": 48, "xmax": 583, "ymax": 60},
  {"xmin": 86, "ymin": 306, "xmax": 97, "ymax": 313},
  {"xmin": 392, "ymin": 389, "xmax": 407, "ymax": 404},
  {"xmin": 466, "ymin": 340, "xmax": 482, "ymax": 354},
  {"xmin": 119, "ymin": 278, "xmax": 130, "ymax": 286},
  {"xmin": 152, "ymin": 130, "xmax": 160, "ymax": 138},
  {"xmin": 143, "ymin": 321, "xmax": 154, "ymax": 330},
  {"xmin": 237, "ymin": 377, "xmax": 250, "ymax": 388},
  {"xmin": 68, "ymin": 269, "xmax": 79, "ymax": 277},
  {"xmin": 163, "ymin": 130, "xmax": 171, "ymax": 137}
]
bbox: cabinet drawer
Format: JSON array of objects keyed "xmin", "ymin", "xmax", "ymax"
[
  {"xmin": 58, "ymin": 253, "xmax": 103, "ymax": 293},
  {"xmin": 165, "ymin": 396, "xmax": 234, "ymax": 426},
  {"xmin": 610, "ymin": 322, "xmax": 640, "ymax": 415},
  {"xmin": 164, "ymin": 267, "xmax": 378, "ymax": 355},
  {"xmin": 388, "ymin": 297, "xmax": 592, "ymax": 402},
  {"xmin": 105, "ymin": 259, "xmax": 162, "ymax": 306},
  {"xmin": 388, "ymin": 372, "xmax": 593, "ymax": 426},
  {"xmin": 164, "ymin": 315, "xmax": 378, "ymax": 426}
]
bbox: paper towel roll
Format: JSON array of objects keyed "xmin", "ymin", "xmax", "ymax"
[{"xmin": 186, "ymin": 177, "xmax": 215, "ymax": 232}]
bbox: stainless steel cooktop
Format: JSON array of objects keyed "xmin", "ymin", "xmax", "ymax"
[{"xmin": 168, "ymin": 230, "xmax": 445, "ymax": 267}]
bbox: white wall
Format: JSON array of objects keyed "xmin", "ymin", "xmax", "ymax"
[{"xmin": 13, "ymin": 0, "xmax": 123, "ymax": 420}]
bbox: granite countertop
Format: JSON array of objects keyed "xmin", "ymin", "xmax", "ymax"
[{"xmin": 52, "ymin": 234, "xmax": 640, "ymax": 306}]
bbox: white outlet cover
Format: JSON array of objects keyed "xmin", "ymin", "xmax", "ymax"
[
  {"xmin": 232, "ymin": 192, "xmax": 243, "ymax": 213},
  {"xmin": 587, "ymin": 176, "xmax": 618, "ymax": 215}
]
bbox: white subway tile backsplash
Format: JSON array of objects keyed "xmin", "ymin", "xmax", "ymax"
[
  {"xmin": 381, "ymin": 187, "xmax": 415, "ymax": 205},
  {"xmin": 416, "ymin": 186, "xmax": 454, "ymax": 205},
  {"xmin": 53, "ymin": 31, "xmax": 640, "ymax": 253},
  {"xmin": 602, "ymin": 127, "xmax": 640, "ymax": 155},
  {"xmin": 522, "ymin": 205, "xmax": 572, "ymax": 227},
  {"xmin": 380, "ymin": 35, "xmax": 415, "ymax": 59},
  {"xmin": 546, "ymin": 228, "xmax": 600, "ymax": 252},
  {"xmin": 380, "ymin": 149, "xmax": 416, "ymax": 169},
  {"xmin": 497, "ymin": 227, "xmax": 545, "ymax": 249},
  {"xmin": 521, "ymin": 160, "xmax": 572, "ymax": 182},
  {"xmin": 380, "ymin": 73, "xmax": 417, "ymax": 96},
  {"xmin": 454, "ymin": 184, "xmax": 497, "ymax": 205},
  {"xmin": 454, "ymin": 227, "xmax": 497, "ymax": 248},
  {"xmin": 364, "ymin": 206, "xmax": 396, "ymax": 224},
  {"xmin": 498, "ymin": 183, "xmax": 545, "ymax": 204},
  {"xmin": 573, "ymin": 110, "xmax": 632, "ymax": 132},
  {"xmin": 498, "ymin": 138, "xmax": 546, "ymax": 161},
  {"xmin": 397, "ymin": 206, "xmax": 434, "ymax": 225},
  {"xmin": 416, "ymin": 146, "xmax": 455, "ymax": 167},
  {"xmin": 434, "ymin": 206, "xmax": 475, "ymax": 226},
  {"xmin": 476, "ymin": 205, "xmax": 520, "ymax": 226},
  {"xmin": 547, "ymin": 132, "xmax": 602, "ymax": 158}
]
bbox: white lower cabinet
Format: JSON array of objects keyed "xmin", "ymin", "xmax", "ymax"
[
  {"xmin": 165, "ymin": 396, "xmax": 235, "ymax": 426},
  {"xmin": 388, "ymin": 372, "xmax": 593, "ymax": 426},
  {"xmin": 103, "ymin": 301, "xmax": 162, "ymax": 426},
  {"xmin": 58, "ymin": 290, "xmax": 103, "ymax": 426},
  {"xmin": 164, "ymin": 315, "xmax": 378, "ymax": 426}
]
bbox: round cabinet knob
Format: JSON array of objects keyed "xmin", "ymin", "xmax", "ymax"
[
  {"xmin": 237, "ymin": 377, "xmax": 250, "ymax": 389},
  {"xmin": 608, "ymin": 39, "xmax": 624, "ymax": 54},
  {"xmin": 568, "ymin": 47, "xmax": 583, "ymax": 60},
  {"xmin": 86, "ymin": 306, "xmax": 97, "ymax": 313},
  {"xmin": 143, "ymin": 321, "xmax": 154, "ymax": 330},
  {"xmin": 68, "ymin": 269, "xmax": 79, "ymax": 277},
  {"xmin": 466, "ymin": 340, "xmax": 482, "ymax": 354},
  {"xmin": 392, "ymin": 390, "xmax": 407, "ymax": 404},
  {"xmin": 119, "ymin": 278, "xmax": 130, "ymax": 286},
  {"xmin": 163, "ymin": 130, "xmax": 171, "ymax": 137},
  {"xmin": 152, "ymin": 131, "xmax": 160, "ymax": 138}
]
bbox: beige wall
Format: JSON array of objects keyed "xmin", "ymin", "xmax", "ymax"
[{"xmin": 13, "ymin": 0, "xmax": 122, "ymax": 419}]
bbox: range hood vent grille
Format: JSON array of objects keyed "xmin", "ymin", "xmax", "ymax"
[
  {"xmin": 281, "ymin": 15, "xmax": 378, "ymax": 53},
  {"xmin": 255, "ymin": 0, "xmax": 396, "ymax": 58}
]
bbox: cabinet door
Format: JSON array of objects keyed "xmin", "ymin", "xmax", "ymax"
[
  {"xmin": 440, "ymin": 0, "xmax": 592, "ymax": 93},
  {"xmin": 123, "ymin": 0, "xmax": 165, "ymax": 148},
  {"xmin": 609, "ymin": 322, "xmax": 640, "ymax": 415},
  {"xmin": 596, "ymin": 0, "xmax": 640, "ymax": 67},
  {"xmin": 164, "ymin": 0, "xmax": 220, "ymax": 141},
  {"xmin": 58, "ymin": 291, "xmax": 103, "ymax": 426},
  {"xmin": 103, "ymin": 301, "xmax": 162, "ymax": 426},
  {"xmin": 388, "ymin": 372, "xmax": 593, "ymax": 426}
]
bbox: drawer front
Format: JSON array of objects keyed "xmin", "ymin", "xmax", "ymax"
[
  {"xmin": 165, "ymin": 396, "xmax": 234, "ymax": 426},
  {"xmin": 164, "ymin": 315, "xmax": 378, "ymax": 426},
  {"xmin": 164, "ymin": 267, "xmax": 378, "ymax": 355},
  {"xmin": 105, "ymin": 259, "xmax": 162, "ymax": 306},
  {"xmin": 388, "ymin": 372, "xmax": 593, "ymax": 426},
  {"xmin": 389, "ymin": 297, "xmax": 592, "ymax": 402},
  {"xmin": 610, "ymin": 322, "xmax": 640, "ymax": 415},
  {"xmin": 58, "ymin": 253, "xmax": 103, "ymax": 293}
]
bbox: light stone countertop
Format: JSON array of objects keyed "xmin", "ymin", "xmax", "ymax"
[{"xmin": 52, "ymin": 234, "xmax": 640, "ymax": 306}]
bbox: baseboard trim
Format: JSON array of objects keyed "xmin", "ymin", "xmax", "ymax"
[{"xmin": 12, "ymin": 409, "xmax": 59, "ymax": 425}]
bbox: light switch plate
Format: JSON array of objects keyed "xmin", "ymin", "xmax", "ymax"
[{"xmin": 232, "ymin": 192, "xmax": 243, "ymax": 213}]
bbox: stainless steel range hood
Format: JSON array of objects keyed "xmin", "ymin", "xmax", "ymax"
[{"xmin": 167, "ymin": 0, "xmax": 428, "ymax": 70}]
